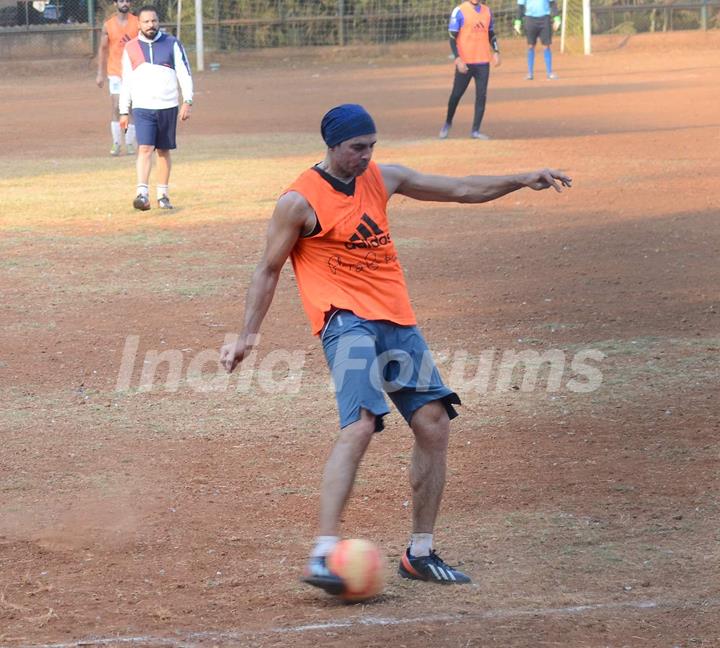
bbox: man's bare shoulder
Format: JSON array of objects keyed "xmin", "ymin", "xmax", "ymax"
[
  {"xmin": 378, "ymin": 163, "xmax": 413, "ymax": 178},
  {"xmin": 275, "ymin": 191, "xmax": 316, "ymax": 230},
  {"xmin": 277, "ymin": 190, "xmax": 311, "ymax": 214},
  {"xmin": 378, "ymin": 163, "xmax": 417, "ymax": 196}
]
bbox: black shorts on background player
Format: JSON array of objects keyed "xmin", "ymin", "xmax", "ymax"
[{"xmin": 525, "ymin": 15, "xmax": 552, "ymax": 46}]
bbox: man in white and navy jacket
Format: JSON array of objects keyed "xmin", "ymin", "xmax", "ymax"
[{"xmin": 119, "ymin": 5, "xmax": 193, "ymax": 211}]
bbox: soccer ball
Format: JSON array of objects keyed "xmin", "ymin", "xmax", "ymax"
[{"xmin": 327, "ymin": 538, "xmax": 384, "ymax": 602}]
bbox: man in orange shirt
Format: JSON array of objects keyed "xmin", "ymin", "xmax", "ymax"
[
  {"xmin": 439, "ymin": 0, "xmax": 501, "ymax": 140},
  {"xmin": 96, "ymin": 0, "xmax": 139, "ymax": 156},
  {"xmin": 220, "ymin": 104, "xmax": 571, "ymax": 594}
]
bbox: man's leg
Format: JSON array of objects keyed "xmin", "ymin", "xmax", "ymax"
[
  {"xmin": 110, "ymin": 93, "xmax": 122, "ymax": 156},
  {"xmin": 155, "ymin": 149, "xmax": 173, "ymax": 208},
  {"xmin": 470, "ymin": 64, "xmax": 490, "ymax": 138},
  {"xmin": 527, "ymin": 45, "xmax": 536, "ymax": 79},
  {"xmin": 318, "ymin": 408, "xmax": 376, "ymax": 536},
  {"xmin": 544, "ymin": 46, "xmax": 554, "ymax": 77},
  {"xmin": 542, "ymin": 17, "xmax": 556, "ymax": 78},
  {"xmin": 441, "ymin": 68, "xmax": 473, "ymax": 138},
  {"xmin": 136, "ymin": 146, "xmax": 153, "ymax": 186},
  {"xmin": 305, "ymin": 313, "xmax": 389, "ymax": 593},
  {"xmin": 154, "ymin": 107, "xmax": 177, "ymax": 208},
  {"xmin": 155, "ymin": 149, "xmax": 171, "ymax": 185},
  {"xmin": 133, "ymin": 145, "xmax": 154, "ymax": 210},
  {"xmin": 409, "ymin": 400, "xmax": 449, "ymax": 535},
  {"xmin": 398, "ymin": 399, "xmax": 471, "ymax": 583},
  {"xmin": 126, "ymin": 110, "xmax": 136, "ymax": 154},
  {"xmin": 526, "ymin": 18, "xmax": 540, "ymax": 79},
  {"xmin": 304, "ymin": 408, "xmax": 376, "ymax": 593}
]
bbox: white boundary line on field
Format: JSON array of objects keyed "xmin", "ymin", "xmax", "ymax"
[{"xmin": 8, "ymin": 596, "xmax": 720, "ymax": 648}]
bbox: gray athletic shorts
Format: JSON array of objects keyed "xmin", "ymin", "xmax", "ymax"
[{"xmin": 321, "ymin": 310, "xmax": 460, "ymax": 432}]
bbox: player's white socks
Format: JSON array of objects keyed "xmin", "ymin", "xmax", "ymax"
[
  {"xmin": 311, "ymin": 535, "xmax": 339, "ymax": 559},
  {"xmin": 409, "ymin": 533, "xmax": 433, "ymax": 557},
  {"xmin": 156, "ymin": 184, "xmax": 169, "ymax": 200},
  {"xmin": 110, "ymin": 121, "xmax": 121, "ymax": 145},
  {"xmin": 136, "ymin": 183, "xmax": 149, "ymax": 198},
  {"xmin": 125, "ymin": 124, "xmax": 136, "ymax": 147}
]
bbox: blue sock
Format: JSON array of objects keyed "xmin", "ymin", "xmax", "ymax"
[
  {"xmin": 527, "ymin": 48, "xmax": 535, "ymax": 76},
  {"xmin": 544, "ymin": 47, "xmax": 553, "ymax": 75}
]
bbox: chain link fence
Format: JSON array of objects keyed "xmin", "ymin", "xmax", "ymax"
[{"xmin": 0, "ymin": 0, "xmax": 718, "ymax": 59}]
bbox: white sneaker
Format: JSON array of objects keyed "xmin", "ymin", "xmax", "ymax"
[{"xmin": 157, "ymin": 195, "xmax": 174, "ymax": 209}]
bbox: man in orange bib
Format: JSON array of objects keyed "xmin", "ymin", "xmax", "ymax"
[
  {"xmin": 96, "ymin": 0, "xmax": 139, "ymax": 156},
  {"xmin": 220, "ymin": 104, "xmax": 571, "ymax": 594},
  {"xmin": 439, "ymin": 0, "xmax": 501, "ymax": 140}
]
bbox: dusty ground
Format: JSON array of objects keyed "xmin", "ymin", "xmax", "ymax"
[{"xmin": 1, "ymin": 31, "xmax": 719, "ymax": 647}]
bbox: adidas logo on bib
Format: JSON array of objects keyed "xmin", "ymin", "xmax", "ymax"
[{"xmin": 345, "ymin": 213, "xmax": 392, "ymax": 250}]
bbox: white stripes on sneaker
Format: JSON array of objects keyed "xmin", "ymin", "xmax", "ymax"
[{"xmin": 428, "ymin": 563, "xmax": 456, "ymax": 581}]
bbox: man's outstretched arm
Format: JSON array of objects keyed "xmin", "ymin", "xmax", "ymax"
[
  {"xmin": 380, "ymin": 164, "xmax": 571, "ymax": 204},
  {"xmin": 220, "ymin": 192, "xmax": 311, "ymax": 373}
]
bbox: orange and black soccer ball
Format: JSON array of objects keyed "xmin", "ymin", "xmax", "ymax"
[{"xmin": 327, "ymin": 538, "xmax": 385, "ymax": 602}]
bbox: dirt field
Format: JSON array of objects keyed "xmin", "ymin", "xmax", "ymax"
[{"xmin": 1, "ymin": 30, "xmax": 719, "ymax": 647}]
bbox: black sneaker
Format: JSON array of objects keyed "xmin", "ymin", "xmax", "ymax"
[
  {"xmin": 301, "ymin": 556, "xmax": 346, "ymax": 595},
  {"xmin": 133, "ymin": 194, "xmax": 151, "ymax": 211},
  {"xmin": 398, "ymin": 548, "xmax": 471, "ymax": 584}
]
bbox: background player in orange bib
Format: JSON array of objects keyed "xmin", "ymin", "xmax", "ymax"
[
  {"xmin": 439, "ymin": 0, "xmax": 501, "ymax": 141},
  {"xmin": 96, "ymin": 0, "xmax": 139, "ymax": 156},
  {"xmin": 220, "ymin": 104, "xmax": 571, "ymax": 595}
]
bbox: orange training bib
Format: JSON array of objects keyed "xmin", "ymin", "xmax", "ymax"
[
  {"xmin": 286, "ymin": 162, "xmax": 416, "ymax": 335},
  {"xmin": 105, "ymin": 13, "xmax": 139, "ymax": 77},
  {"xmin": 457, "ymin": 2, "xmax": 493, "ymax": 64}
]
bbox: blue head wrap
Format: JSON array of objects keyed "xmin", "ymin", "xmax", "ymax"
[{"xmin": 320, "ymin": 104, "xmax": 376, "ymax": 148}]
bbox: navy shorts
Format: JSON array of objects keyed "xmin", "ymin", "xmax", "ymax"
[
  {"xmin": 321, "ymin": 310, "xmax": 460, "ymax": 432},
  {"xmin": 132, "ymin": 106, "xmax": 179, "ymax": 150},
  {"xmin": 525, "ymin": 15, "xmax": 552, "ymax": 46}
]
